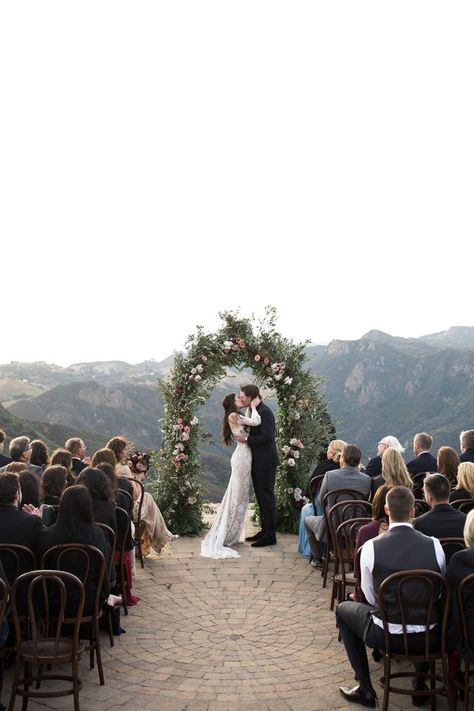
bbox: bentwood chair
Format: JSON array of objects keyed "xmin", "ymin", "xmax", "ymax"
[
  {"xmin": 452, "ymin": 572, "xmax": 474, "ymax": 710},
  {"xmin": 8, "ymin": 570, "xmax": 85, "ymax": 711},
  {"xmin": 377, "ymin": 570, "xmax": 453, "ymax": 711},
  {"xmin": 452, "ymin": 499, "xmax": 474, "ymax": 514},
  {"xmin": 308, "ymin": 474, "xmax": 325, "ymax": 516},
  {"xmin": 439, "ymin": 538, "xmax": 466, "ymax": 564},
  {"xmin": 115, "ymin": 506, "xmax": 132, "ymax": 615},
  {"xmin": 332, "ymin": 516, "xmax": 372, "ymax": 608},
  {"xmin": 95, "ymin": 522, "xmax": 118, "ymax": 647}
]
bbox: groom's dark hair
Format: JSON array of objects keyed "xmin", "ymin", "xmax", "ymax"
[{"xmin": 241, "ymin": 384, "xmax": 260, "ymax": 400}]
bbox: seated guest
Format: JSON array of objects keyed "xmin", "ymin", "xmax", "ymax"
[
  {"xmin": 96, "ymin": 462, "xmax": 133, "ymax": 514},
  {"xmin": 446, "ymin": 509, "xmax": 474, "ymax": 661},
  {"xmin": 37, "ymin": 486, "xmax": 109, "ymax": 615},
  {"xmin": 437, "ymin": 446, "xmax": 460, "ymax": 488},
  {"xmin": 29, "ymin": 439, "xmax": 49, "ymax": 471},
  {"xmin": 371, "ymin": 446, "xmax": 413, "ymax": 497},
  {"xmin": 364, "ymin": 436, "xmax": 405, "ymax": 478},
  {"xmin": 19, "ymin": 470, "xmax": 40, "ymax": 508},
  {"xmin": 406, "ymin": 432, "xmax": 437, "ymax": 476},
  {"xmin": 0, "ymin": 429, "xmax": 12, "ymax": 468},
  {"xmin": 40, "ymin": 465, "xmax": 68, "ymax": 526},
  {"xmin": 65, "ymin": 438, "xmax": 90, "ymax": 475},
  {"xmin": 50, "ymin": 448, "xmax": 75, "ymax": 486},
  {"xmin": 336, "ymin": 486, "xmax": 445, "ymax": 708},
  {"xmin": 0, "ymin": 472, "xmax": 44, "ymax": 582},
  {"xmin": 3, "ymin": 462, "xmax": 28, "ymax": 475},
  {"xmin": 450, "ymin": 462, "xmax": 474, "ymax": 504},
  {"xmin": 459, "ymin": 429, "xmax": 474, "ymax": 463},
  {"xmin": 91, "ymin": 449, "xmax": 134, "ymax": 510},
  {"xmin": 414, "ymin": 473, "xmax": 466, "ymax": 561},
  {"xmin": 304, "ymin": 444, "xmax": 371, "ymax": 568},
  {"xmin": 299, "ymin": 440, "xmax": 346, "ymax": 558},
  {"xmin": 75, "ymin": 467, "xmax": 117, "ymax": 535},
  {"xmin": 4, "ymin": 436, "xmax": 42, "ymax": 477},
  {"xmin": 353, "ymin": 485, "xmax": 390, "ymax": 602}
]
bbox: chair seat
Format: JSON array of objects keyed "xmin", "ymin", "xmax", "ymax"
[
  {"xmin": 20, "ymin": 638, "xmax": 85, "ymax": 663},
  {"xmin": 334, "ymin": 572, "xmax": 357, "ymax": 585}
]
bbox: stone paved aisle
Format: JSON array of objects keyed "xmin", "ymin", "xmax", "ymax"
[{"xmin": 4, "ymin": 517, "xmax": 451, "ymax": 710}]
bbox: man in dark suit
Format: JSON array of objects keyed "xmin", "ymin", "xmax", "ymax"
[
  {"xmin": 1, "ymin": 435, "xmax": 43, "ymax": 477},
  {"xmin": 0, "ymin": 473, "xmax": 44, "ymax": 583},
  {"xmin": 0, "ymin": 429, "xmax": 12, "ymax": 469},
  {"xmin": 459, "ymin": 429, "xmax": 474, "ymax": 463},
  {"xmin": 65, "ymin": 437, "xmax": 90, "ymax": 475},
  {"xmin": 234, "ymin": 384, "xmax": 279, "ymax": 547},
  {"xmin": 406, "ymin": 432, "xmax": 437, "ymax": 476},
  {"xmin": 414, "ymin": 473, "xmax": 466, "ymax": 553},
  {"xmin": 336, "ymin": 486, "xmax": 445, "ymax": 708}
]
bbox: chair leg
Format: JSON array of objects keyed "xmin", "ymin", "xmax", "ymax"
[
  {"xmin": 107, "ymin": 608, "xmax": 115, "ymax": 647},
  {"xmin": 322, "ymin": 543, "xmax": 329, "ymax": 587},
  {"xmin": 94, "ymin": 619, "xmax": 105, "ymax": 685},
  {"xmin": 35, "ymin": 663, "xmax": 43, "ymax": 688},
  {"xmin": 22, "ymin": 661, "xmax": 31, "ymax": 711},
  {"xmin": 463, "ymin": 661, "xmax": 470, "ymax": 711},
  {"xmin": 72, "ymin": 656, "xmax": 81, "ymax": 711},
  {"xmin": 430, "ymin": 660, "xmax": 436, "ymax": 711},
  {"xmin": 120, "ymin": 565, "xmax": 128, "ymax": 616},
  {"xmin": 89, "ymin": 638, "xmax": 94, "ymax": 670},
  {"xmin": 7, "ymin": 658, "xmax": 21, "ymax": 711},
  {"xmin": 382, "ymin": 654, "xmax": 391, "ymax": 711}
]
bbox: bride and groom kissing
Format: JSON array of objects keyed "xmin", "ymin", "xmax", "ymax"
[{"xmin": 201, "ymin": 384, "xmax": 280, "ymax": 559}]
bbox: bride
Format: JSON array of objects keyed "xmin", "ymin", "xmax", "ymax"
[{"xmin": 201, "ymin": 392, "xmax": 261, "ymax": 559}]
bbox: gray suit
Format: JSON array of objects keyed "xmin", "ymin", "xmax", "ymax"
[{"xmin": 305, "ymin": 466, "xmax": 371, "ymax": 560}]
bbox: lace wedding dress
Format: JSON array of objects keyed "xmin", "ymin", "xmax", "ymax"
[{"xmin": 201, "ymin": 408, "xmax": 261, "ymax": 559}]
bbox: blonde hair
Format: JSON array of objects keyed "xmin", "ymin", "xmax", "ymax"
[
  {"xmin": 382, "ymin": 447, "xmax": 413, "ymax": 489},
  {"xmin": 456, "ymin": 462, "xmax": 474, "ymax": 497},
  {"xmin": 328, "ymin": 439, "xmax": 346, "ymax": 463},
  {"xmin": 464, "ymin": 509, "xmax": 474, "ymax": 547}
]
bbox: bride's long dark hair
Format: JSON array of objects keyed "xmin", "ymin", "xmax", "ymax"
[{"xmin": 222, "ymin": 393, "xmax": 239, "ymax": 446}]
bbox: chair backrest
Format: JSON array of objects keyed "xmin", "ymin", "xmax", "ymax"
[
  {"xmin": 308, "ymin": 474, "xmax": 325, "ymax": 515},
  {"xmin": 378, "ymin": 569, "xmax": 447, "ymax": 659},
  {"xmin": 95, "ymin": 522, "xmax": 116, "ymax": 582},
  {"xmin": 115, "ymin": 506, "xmax": 130, "ymax": 557},
  {"xmin": 326, "ymin": 499, "xmax": 372, "ymax": 554},
  {"xmin": 323, "ymin": 488, "xmax": 370, "ymax": 516},
  {"xmin": 0, "ymin": 577, "xmax": 8, "ymax": 628},
  {"xmin": 117, "ymin": 486, "xmax": 133, "ymax": 512},
  {"xmin": 439, "ymin": 537, "xmax": 466, "ymax": 563},
  {"xmin": 11, "ymin": 569, "xmax": 85, "ymax": 660},
  {"xmin": 40, "ymin": 544, "xmax": 106, "ymax": 620},
  {"xmin": 457, "ymin": 571, "xmax": 474, "ymax": 655},
  {"xmin": 412, "ymin": 472, "xmax": 428, "ymax": 498},
  {"xmin": 0, "ymin": 543, "xmax": 37, "ymax": 585},
  {"xmin": 335, "ymin": 517, "xmax": 372, "ymax": 582},
  {"xmin": 452, "ymin": 499, "xmax": 474, "ymax": 514},
  {"xmin": 414, "ymin": 499, "xmax": 430, "ymax": 517}
]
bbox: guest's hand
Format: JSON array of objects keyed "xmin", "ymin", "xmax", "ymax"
[
  {"xmin": 234, "ymin": 432, "xmax": 248, "ymax": 443},
  {"xmin": 22, "ymin": 504, "xmax": 42, "ymax": 518},
  {"xmin": 83, "ymin": 456, "xmax": 92, "ymax": 465},
  {"xmin": 251, "ymin": 397, "xmax": 261, "ymax": 409}
]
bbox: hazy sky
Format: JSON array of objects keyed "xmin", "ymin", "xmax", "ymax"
[{"xmin": 1, "ymin": 2, "xmax": 473, "ymax": 367}]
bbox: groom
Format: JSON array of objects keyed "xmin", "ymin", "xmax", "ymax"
[{"xmin": 234, "ymin": 384, "xmax": 279, "ymax": 547}]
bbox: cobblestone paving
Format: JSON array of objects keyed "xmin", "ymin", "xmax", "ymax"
[{"xmin": 4, "ymin": 519, "xmax": 451, "ymax": 710}]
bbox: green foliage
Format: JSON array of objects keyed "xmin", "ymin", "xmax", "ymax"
[{"xmin": 149, "ymin": 307, "xmax": 333, "ymax": 534}]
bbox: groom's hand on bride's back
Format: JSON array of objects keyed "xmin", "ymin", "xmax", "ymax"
[{"xmin": 234, "ymin": 431, "xmax": 248, "ymax": 443}]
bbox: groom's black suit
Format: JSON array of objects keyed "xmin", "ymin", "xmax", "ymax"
[{"xmin": 247, "ymin": 402, "xmax": 279, "ymax": 539}]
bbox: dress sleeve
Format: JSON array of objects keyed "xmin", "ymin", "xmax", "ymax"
[{"xmin": 238, "ymin": 409, "xmax": 261, "ymax": 427}]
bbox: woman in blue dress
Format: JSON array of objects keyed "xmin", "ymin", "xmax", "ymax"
[{"xmin": 298, "ymin": 440, "xmax": 346, "ymax": 558}]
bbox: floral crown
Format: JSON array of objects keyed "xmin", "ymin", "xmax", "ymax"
[{"xmin": 127, "ymin": 451, "xmax": 151, "ymax": 473}]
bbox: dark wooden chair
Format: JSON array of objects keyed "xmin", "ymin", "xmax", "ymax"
[
  {"xmin": 0, "ymin": 544, "xmax": 37, "ymax": 585},
  {"xmin": 412, "ymin": 472, "xmax": 429, "ymax": 499},
  {"xmin": 332, "ymin": 515, "xmax": 372, "ymax": 609},
  {"xmin": 439, "ymin": 537, "xmax": 466, "ymax": 564},
  {"xmin": 115, "ymin": 506, "xmax": 131, "ymax": 615},
  {"xmin": 414, "ymin": 499, "xmax": 431, "ymax": 517},
  {"xmin": 321, "ymin": 489, "xmax": 370, "ymax": 588},
  {"xmin": 41, "ymin": 544, "xmax": 107, "ymax": 685},
  {"xmin": 452, "ymin": 499, "xmax": 474, "ymax": 514},
  {"xmin": 308, "ymin": 474, "xmax": 325, "ymax": 516},
  {"xmin": 0, "ymin": 577, "xmax": 8, "ymax": 706},
  {"xmin": 377, "ymin": 570, "xmax": 453, "ymax": 711},
  {"xmin": 452, "ymin": 571, "xmax": 474, "ymax": 710},
  {"xmin": 95, "ymin": 523, "xmax": 118, "ymax": 647},
  {"xmin": 7, "ymin": 570, "xmax": 85, "ymax": 711},
  {"xmin": 129, "ymin": 478, "xmax": 146, "ymax": 568}
]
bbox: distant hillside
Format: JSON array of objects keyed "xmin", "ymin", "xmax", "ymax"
[{"xmin": 2, "ymin": 325, "xmax": 474, "ymax": 497}]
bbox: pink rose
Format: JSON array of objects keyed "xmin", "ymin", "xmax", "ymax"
[
  {"xmin": 201, "ymin": 355, "xmax": 208, "ymax": 362},
  {"xmin": 254, "ymin": 355, "xmax": 261, "ymax": 362},
  {"xmin": 184, "ymin": 425, "xmax": 190, "ymax": 432},
  {"xmin": 264, "ymin": 357, "xmax": 270, "ymax": 365}
]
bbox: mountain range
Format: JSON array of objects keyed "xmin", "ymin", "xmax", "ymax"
[{"xmin": 1, "ymin": 325, "xmax": 473, "ymax": 500}]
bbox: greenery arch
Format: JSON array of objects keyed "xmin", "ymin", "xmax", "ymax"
[{"xmin": 152, "ymin": 308, "xmax": 333, "ymax": 535}]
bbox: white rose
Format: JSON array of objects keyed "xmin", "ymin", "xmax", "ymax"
[
  {"xmin": 293, "ymin": 451, "xmax": 300, "ymax": 459},
  {"xmin": 190, "ymin": 416, "xmax": 199, "ymax": 426},
  {"xmin": 191, "ymin": 367, "xmax": 196, "ymax": 374},
  {"xmin": 274, "ymin": 374, "xmax": 283, "ymax": 381},
  {"xmin": 194, "ymin": 374, "xmax": 202, "ymax": 382},
  {"xmin": 271, "ymin": 363, "xmax": 279, "ymax": 372},
  {"xmin": 181, "ymin": 431, "xmax": 190, "ymax": 441},
  {"xmin": 287, "ymin": 458, "xmax": 296, "ymax": 467},
  {"xmin": 284, "ymin": 376, "xmax": 293, "ymax": 385},
  {"xmin": 196, "ymin": 364, "xmax": 204, "ymax": 373},
  {"xmin": 223, "ymin": 340, "xmax": 233, "ymax": 349},
  {"xmin": 294, "ymin": 487, "xmax": 302, "ymax": 496},
  {"xmin": 290, "ymin": 438, "xmax": 298, "ymax": 445},
  {"xmin": 282, "ymin": 445, "xmax": 291, "ymax": 454}
]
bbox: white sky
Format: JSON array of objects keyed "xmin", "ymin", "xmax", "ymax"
[{"xmin": 1, "ymin": 2, "xmax": 473, "ymax": 367}]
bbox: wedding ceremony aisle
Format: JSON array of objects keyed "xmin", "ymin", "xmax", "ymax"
[{"xmin": 4, "ymin": 512, "xmax": 452, "ymax": 710}]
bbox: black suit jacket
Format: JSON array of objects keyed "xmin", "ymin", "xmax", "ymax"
[
  {"xmin": 406, "ymin": 452, "xmax": 437, "ymax": 475},
  {"xmin": 0, "ymin": 453, "xmax": 12, "ymax": 468},
  {"xmin": 413, "ymin": 503, "xmax": 466, "ymax": 540},
  {"xmin": 71, "ymin": 458, "xmax": 88, "ymax": 475},
  {"xmin": 0, "ymin": 505, "xmax": 44, "ymax": 583},
  {"xmin": 247, "ymin": 402, "xmax": 279, "ymax": 473},
  {"xmin": 460, "ymin": 449, "xmax": 474, "ymax": 463},
  {"xmin": 364, "ymin": 455, "xmax": 382, "ymax": 478}
]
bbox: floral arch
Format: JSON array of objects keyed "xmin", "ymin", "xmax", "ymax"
[{"xmin": 152, "ymin": 308, "xmax": 333, "ymax": 535}]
